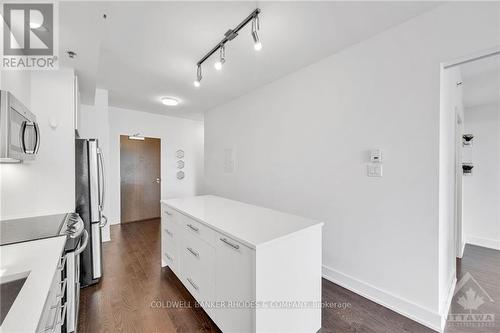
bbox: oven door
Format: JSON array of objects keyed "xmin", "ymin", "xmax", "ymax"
[{"xmin": 65, "ymin": 230, "xmax": 88, "ymax": 333}]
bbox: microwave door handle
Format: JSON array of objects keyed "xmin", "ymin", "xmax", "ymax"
[
  {"xmin": 19, "ymin": 121, "xmax": 27, "ymax": 153},
  {"xmin": 97, "ymin": 148, "xmax": 105, "ymax": 211},
  {"xmin": 33, "ymin": 122, "xmax": 40, "ymax": 154}
]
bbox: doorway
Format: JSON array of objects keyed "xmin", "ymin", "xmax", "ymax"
[{"xmin": 120, "ymin": 135, "xmax": 161, "ymax": 224}]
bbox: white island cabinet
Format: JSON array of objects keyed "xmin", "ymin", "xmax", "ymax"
[{"xmin": 161, "ymin": 195, "xmax": 323, "ymax": 333}]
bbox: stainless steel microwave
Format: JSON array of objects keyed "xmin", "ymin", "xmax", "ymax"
[{"xmin": 0, "ymin": 90, "xmax": 40, "ymax": 163}]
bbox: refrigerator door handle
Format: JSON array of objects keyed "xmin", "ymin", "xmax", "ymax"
[
  {"xmin": 99, "ymin": 214, "xmax": 108, "ymax": 228},
  {"xmin": 97, "ymin": 148, "xmax": 106, "ymax": 212}
]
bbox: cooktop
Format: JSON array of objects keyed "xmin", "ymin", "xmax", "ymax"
[{"xmin": 0, "ymin": 213, "xmax": 70, "ymax": 246}]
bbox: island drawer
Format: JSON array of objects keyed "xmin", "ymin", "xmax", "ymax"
[{"xmin": 177, "ymin": 213, "xmax": 215, "ymax": 246}]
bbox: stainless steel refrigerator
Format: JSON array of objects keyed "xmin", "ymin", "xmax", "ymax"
[{"xmin": 75, "ymin": 138, "xmax": 108, "ymax": 287}]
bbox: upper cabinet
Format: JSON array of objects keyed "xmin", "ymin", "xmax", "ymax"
[{"xmin": 74, "ymin": 75, "xmax": 81, "ymax": 137}]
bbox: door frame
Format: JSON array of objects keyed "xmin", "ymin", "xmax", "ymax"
[
  {"xmin": 454, "ymin": 111, "xmax": 464, "ymax": 258},
  {"xmin": 441, "ymin": 46, "xmax": 500, "ymax": 259}
]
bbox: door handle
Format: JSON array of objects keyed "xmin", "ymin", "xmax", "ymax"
[
  {"xmin": 97, "ymin": 148, "xmax": 106, "ymax": 211},
  {"xmin": 154, "ymin": 177, "xmax": 161, "ymax": 184}
]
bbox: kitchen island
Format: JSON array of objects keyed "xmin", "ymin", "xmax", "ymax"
[{"xmin": 161, "ymin": 195, "xmax": 323, "ymax": 332}]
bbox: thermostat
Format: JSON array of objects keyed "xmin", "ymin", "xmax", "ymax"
[{"xmin": 370, "ymin": 149, "xmax": 382, "ymax": 163}]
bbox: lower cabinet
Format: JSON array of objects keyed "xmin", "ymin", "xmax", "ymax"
[
  {"xmin": 161, "ymin": 205, "xmax": 254, "ymax": 332},
  {"xmin": 213, "ymin": 234, "xmax": 254, "ymax": 332},
  {"xmin": 161, "ymin": 202, "xmax": 322, "ymax": 333}
]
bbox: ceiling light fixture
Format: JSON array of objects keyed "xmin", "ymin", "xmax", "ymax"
[
  {"xmin": 161, "ymin": 97, "xmax": 179, "ymax": 106},
  {"xmin": 129, "ymin": 133, "xmax": 145, "ymax": 141},
  {"xmin": 193, "ymin": 65, "xmax": 202, "ymax": 87},
  {"xmin": 214, "ymin": 44, "xmax": 226, "ymax": 71},
  {"xmin": 251, "ymin": 16, "xmax": 262, "ymax": 51},
  {"xmin": 194, "ymin": 8, "xmax": 261, "ymax": 87}
]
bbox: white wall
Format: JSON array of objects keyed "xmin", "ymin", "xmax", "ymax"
[
  {"xmin": 80, "ymin": 103, "xmax": 205, "ymax": 239},
  {"xmin": 463, "ymin": 104, "xmax": 500, "ymax": 250},
  {"xmin": 204, "ymin": 2, "xmax": 500, "ymax": 331},
  {"xmin": 0, "ymin": 68, "xmax": 75, "ymax": 219}
]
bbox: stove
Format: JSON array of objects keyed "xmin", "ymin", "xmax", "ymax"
[{"xmin": 0, "ymin": 213, "xmax": 83, "ymax": 251}]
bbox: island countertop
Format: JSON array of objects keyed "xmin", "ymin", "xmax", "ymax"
[{"xmin": 162, "ymin": 195, "xmax": 323, "ymax": 249}]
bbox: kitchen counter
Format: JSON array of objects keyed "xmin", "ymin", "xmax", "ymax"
[
  {"xmin": 0, "ymin": 236, "xmax": 66, "ymax": 333},
  {"xmin": 162, "ymin": 195, "xmax": 323, "ymax": 249}
]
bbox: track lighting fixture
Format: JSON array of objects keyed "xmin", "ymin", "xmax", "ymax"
[
  {"xmin": 194, "ymin": 8, "xmax": 261, "ymax": 87},
  {"xmin": 252, "ymin": 16, "xmax": 262, "ymax": 51},
  {"xmin": 193, "ymin": 65, "xmax": 202, "ymax": 87},
  {"xmin": 214, "ymin": 44, "xmax": 226, "ymax": 71}
]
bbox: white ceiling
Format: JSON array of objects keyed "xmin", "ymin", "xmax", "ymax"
[
  {"xmin": 461, "ymin": 54, "xmax": 500, "ymax": 109},
  {"xmin": 59, "ymin": 1, "xmax": 442, "ymax": 120}
]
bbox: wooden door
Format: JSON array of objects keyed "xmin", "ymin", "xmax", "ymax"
[{"xmin": 120, "ymin": 136, "xmax": 161, "ymax": 223}]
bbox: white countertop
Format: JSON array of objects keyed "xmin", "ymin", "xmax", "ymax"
[
  {"xmin": 162, "ymin": 195, "xmax": 323, "ymax": 249},
  {"xmin": 0, "ymin": 236, "xmax": 66, "ymax": 333}
]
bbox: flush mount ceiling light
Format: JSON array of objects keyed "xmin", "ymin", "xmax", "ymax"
[
  {"xmin": 161, "ymin": 97, "xmax": 179, "ymax": 106},
  {"xmin": 194, "ymin": 8, "xmax": 261, "ymax": 87}
]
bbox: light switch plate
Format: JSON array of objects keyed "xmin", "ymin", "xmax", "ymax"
[{"xmin": 367, "ymin": 163, "xmax": 383, "ymax": 177}]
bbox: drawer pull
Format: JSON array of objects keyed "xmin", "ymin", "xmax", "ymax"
[
  {"xmin": 220, "ymin": 237, "xmax": 240, "ymax": 250},
  {"xmin": 55, "ymin": 279, "xmax": 67, "ymax": 299},
  {"xmin": 187, "ymin": 224, "xmax": 199, "ymax": 232},
  {"xmin": 165, "ymin": 210, "xmax": 173, "ymax": 216},
  {"xmin": 165, "ymin": 229, "xmax": 173, "ymax": 237},
  {"xmin": 187, "ymin": 277, "xmax": 199, "ymax": 291},
  {"xmin": 164, "ymin": 252, "xmax": 173, "ymax": 261},
  {"xmin": 45, "ymin": 301, "xmax": 67, "ymax": 331},
  {"xmin": 57, "ymin": 255, "xmax": 67, "ymax": 271},
  {"xmin": 187, "ymin": 247, "xmax": 199, "ymax": 258}
]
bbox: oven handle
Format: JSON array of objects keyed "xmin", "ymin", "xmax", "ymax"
[{"xmin": 75, "ymin": 230, "xmax": 89, "ymax": 255}]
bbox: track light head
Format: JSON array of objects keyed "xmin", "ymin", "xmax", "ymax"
[
  {"xmin": 214, "ymin": 44, "xmax": 226, "ymax": 70},
  {"xmin": 194, "ymin": 65, "xmax": 202, "ymax": 87},
  {"xmin": 251, "ymin": 16, "xmax": 262, "ymax": 51}
]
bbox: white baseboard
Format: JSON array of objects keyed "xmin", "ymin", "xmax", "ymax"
[
  {"xmin": 440, "ymin": 275, "xmax": 457, "ymax": 331},
  {"xmin": 466, "ymin": 235, "xmax": 500, "ymax": 250},
  {"xmin": 458, "ymin": 240, "xmax": 466, "ymax": 258},
  {"xmin": 322, "ymin": 265, "xmax": 441, "ymax": 332}
]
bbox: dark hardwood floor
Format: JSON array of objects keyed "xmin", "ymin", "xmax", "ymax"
[
  {"xmin": 78, "ymin": 219, "xmax": 499, "ymax": 333},
  {"xmin": 445, "ymin": 245, "xmax": 500, "ymax": 333}
]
